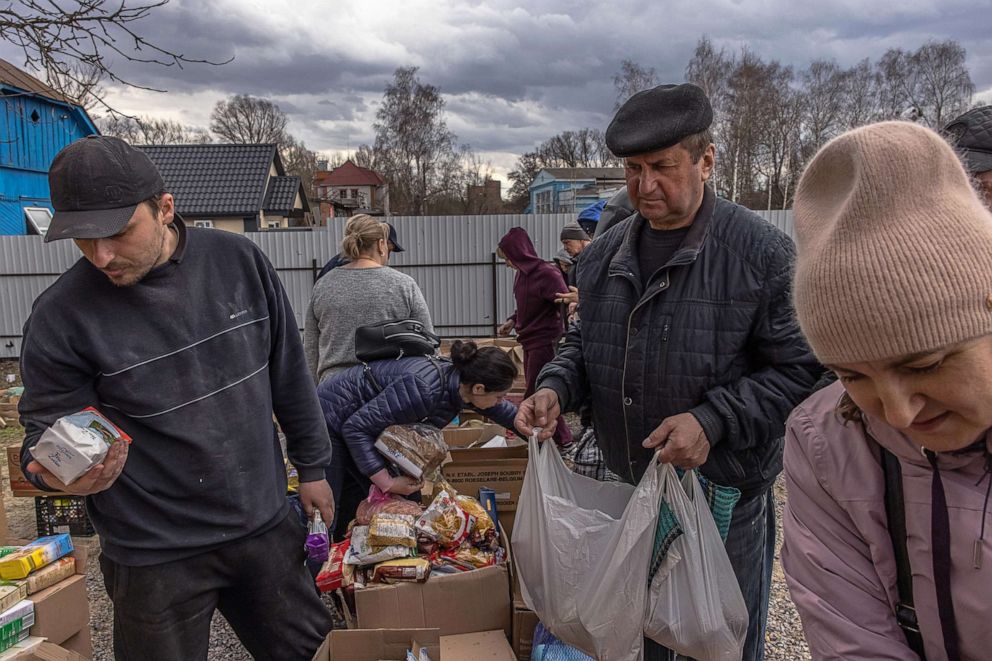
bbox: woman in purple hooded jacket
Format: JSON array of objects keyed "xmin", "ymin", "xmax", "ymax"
[{"xmin": 497, "ymin": 227, "xmax": 572, "ymax": 446}]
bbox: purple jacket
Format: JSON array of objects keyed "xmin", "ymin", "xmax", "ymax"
[
  {"xmin": 782, "ymin": 382, "xmax": 992, "ymax": 660},
  {"xmin": 499, "ymin": 227, "xmax": 566, "ymax": 348}
]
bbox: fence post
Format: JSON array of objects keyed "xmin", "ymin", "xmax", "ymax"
[
  {"xmin": 490, "ymin": 252, "xmax": 499, "ymax": 338},
  {"xmin": 311, "ymin": 258, "xmax": 318, "ymax": 284}
]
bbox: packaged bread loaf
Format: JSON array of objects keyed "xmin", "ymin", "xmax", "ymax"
[{"xmin": 373, "ymin": 424, "xmax": 448, "ymax": 480}]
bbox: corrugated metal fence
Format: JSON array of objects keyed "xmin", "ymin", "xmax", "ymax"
[{"xmin": 0, "ymin": 210, "xmax": 794, "ymax": 359}]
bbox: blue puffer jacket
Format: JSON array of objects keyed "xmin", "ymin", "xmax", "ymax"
[{"xmin": 317, "ymin": 356, "xmax": 519, "ymax": 476}]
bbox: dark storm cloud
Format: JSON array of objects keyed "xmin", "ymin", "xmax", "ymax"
[{"xmin": 16, "ymin": 0, "xmax": 987, "ymax": 156}]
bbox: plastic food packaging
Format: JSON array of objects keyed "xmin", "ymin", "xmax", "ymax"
[
  {"xmin": 416, "ymin": 490, "xmax": 475, "ymax": 549},
  {"xmin": 456, "ymin": 495, "xmax": 494, "ymax": 535},
  {"xmin": 30, "ymin": 407, "xmax": 131, "ymax": 485},
  {"xmin": 315, "ymin": 540, "xmax": 349, "ymax": 592},
  {"xmin": 368, "ymin": 513, "xmax": 417, "ymax": 548},
  {"xmin": 306, "ymin": 511, "xmax": 330, "ymax": 563},
  {"xmin": 373, "ymin": 424, "xmax": 448, "ymax": 480},
  {"xmin": 438, "ymin": 546, "xmax": 497, "ymax": 571},
  {"xmin": 371, "ymin": 557, "xmax": 431, "ymax": 583},
  {"xmin": 344, "ymin": 526, "xmax": 414, "ymax": 566},
  {"xmin": 355, "ymin": 486, "xmax": 425, "ymax": 526}
]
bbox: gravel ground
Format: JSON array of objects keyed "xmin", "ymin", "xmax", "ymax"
[{"xmin": 0, "ymin": 398, "xmax": 811, "ymax": 660}]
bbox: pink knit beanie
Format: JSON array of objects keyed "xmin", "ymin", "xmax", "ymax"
[{"xmin": 793, "ymin": 121, "xmax": 992, "ymax": 364}]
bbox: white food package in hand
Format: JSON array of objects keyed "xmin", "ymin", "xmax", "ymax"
[{"xmin": 30, "ymin": 409, "xmax": 124, "ymax": 485}]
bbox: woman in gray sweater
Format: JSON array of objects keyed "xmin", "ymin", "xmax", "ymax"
[{"xmin": 304, "ymin": 215, "xmax": 434, "ymax": 384}]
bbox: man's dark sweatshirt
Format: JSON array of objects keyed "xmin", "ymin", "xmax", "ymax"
[
  {"xmin": 18, "ymin": 221, "xmax": 332, "ymax": 566},
  {"xmin": 498, "ymin": 227, "xmax": 567, "ymax": 348}
]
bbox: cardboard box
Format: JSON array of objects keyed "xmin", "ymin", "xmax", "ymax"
[
  {"xmin": 439, "ymin": 424, "xmax": 527, "ymax": 539},
  {"xmin": 442, "ymin": 630, "xmax": 516, "ymax": 661},
  {"xmin": 511, "ymin": 601, "xmax": 539, "ymax": 661},
  {"xmin": 313, "ymin": 628, "xmax": 441, "ymax": 661},
  {"xmin": 7, "ymin": 640, "xmax": 87, "ymax": 660},
  {"xmin": 356, "ymin": 561, "xmax": 511, "ymax": 638},
  {"xmin": 58, "ymin": 629, "xmax": 91, "ymax": 660},
  {"xmin": 6, "ymin": 448, "xmax": 66, "ymax": 498},
  {"xmin": 28, "ymin": 575, "xmax": 85, "ymax": 646}
]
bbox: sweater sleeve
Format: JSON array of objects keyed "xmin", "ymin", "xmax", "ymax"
[
  {"xmin": 16, "ymin": 313, "xmax": 98, "ymax": 492},
  {"xmin": 406, "ymin": 279, "xmax": 435, "ymax": 335},
  {"xmin": 781, "ymin": 411, "xmax": 912, "ymax": 660},
  {"xmin": 303, "ymin": 295, "xmax": 320, "ymax": 386},
  {"xmin": 340, "ymin": 373, "xmax": 437, "ymax": 476},
  {"xmin": 689, "ymin": 233, "xmax": 822, "ymax": 449},
  {"xmin": 262, "ymin": 254, "xmax": 332, "ymax": 483}
]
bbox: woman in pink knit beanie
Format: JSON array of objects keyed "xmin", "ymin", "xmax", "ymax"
[{"xmin": 781, "ymin": 121, "xmax": 992, "ymax": 661}]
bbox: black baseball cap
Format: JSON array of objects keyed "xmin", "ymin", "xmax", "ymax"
[
  {"xmin": 944, "ymin": 106, "xmax": 992, "ymax": 174},
  {"xmin": 45, "ymin": 135, "xmax": 165, "ymax": 243},
  {"xmin": 385, "ymin": 223, "xmax": 405, "ymax": 252}
]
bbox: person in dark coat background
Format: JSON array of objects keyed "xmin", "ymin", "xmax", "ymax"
[
  {"xmin": 515, "ymin": 84, "xmax": 822, "ymax": 661},
  {"xmin": 497, "ymin": 227, "xmax": 573, "ymax": 446},
  {"xmin": 317, "ymin": 341, "xmax": 520, "ymax": 540},
  {"xmin": 945, "ymin": 105, "xmax": 992, "ymax": 207}
]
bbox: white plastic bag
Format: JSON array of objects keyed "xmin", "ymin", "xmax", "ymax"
[
  {"xmin": 644, "ymin": 466, "xmax": 748, "ymax": 661},
  {"xmin": 513, "ymin": 430, "xmax": 663, "ymax": 661}
]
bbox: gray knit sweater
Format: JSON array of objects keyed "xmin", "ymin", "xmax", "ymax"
[{"xmin": 304, "ymin": 266, "xmax": 434, "ymax": 384}]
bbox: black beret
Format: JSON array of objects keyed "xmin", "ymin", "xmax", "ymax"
[
  {"xmin": 944, "ymin": 105, "xmax": 992, "ymax": 174},
  {"xmin": 605, "ymin": 83, "xmax": 713, "ymax": 157}
]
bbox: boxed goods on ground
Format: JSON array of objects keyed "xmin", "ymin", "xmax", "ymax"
[
  {"xmin": 0, "ymin": 639, "xmax": 87, "ymax": 660},
  {"xmin": 440, "ymin": 424, "xmax": 527, "ymax": 538},
  {"xmin": 441, "ymin": 630, "xmax": 516, "ymax": 661},
  {"xmin": 314, "ymin": 628, "xmax": 440, "ymax": 661},
  {"xmin": 0, "ymin": 535, "xmax": 72, "ymax": 581},
  {"xmin": 511, "ymin": 600, "xmax": 539, "ymax": 661},
  {"xmin": 6, "ymin": 448, "xmax": 66, "ymax": 498},
  {"xmin": 0, "ymin": 600, "xmax": 34, "ymax": 651}
]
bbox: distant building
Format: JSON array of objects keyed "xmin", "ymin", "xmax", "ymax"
[
  {"xmin": 467, "ymin": 179, "xmax": 502, "ymax": 214},
  {"xmin": 528, "ymin": 167, "xmax": 625, "ymax": 214},
  {"xmin": 313, "ymin": 160, "xmax": 389, "ymax": 221},
  {"xmin": 0, "ymin": 58, "xmax": 98, "ymax": 236},
  {"xmin": 139, "ymin": 143, "xmax": 311, "ymax": 234}
]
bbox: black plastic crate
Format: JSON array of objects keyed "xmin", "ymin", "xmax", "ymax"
[{"xmin": 34, "ymin": 495, "xmax": 95, "ymax": 537}]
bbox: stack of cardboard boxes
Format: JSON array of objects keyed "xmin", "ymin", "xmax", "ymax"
[{"xmin": 0, "ymin": 495, "xmax": 91, "ymax": 659}]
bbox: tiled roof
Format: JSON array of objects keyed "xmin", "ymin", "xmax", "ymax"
[
  {"xmin": 315, "ymin": 159, "xmax": 385, "ymax": 186},
  {"xmin": 263, "ymin": 176, "xmax": 303, "ymax": 213},
  {"xmin": 139, "ymin": 144, "xmax": 280, "ymax": 216},
  {"xmin": 0, "ymin": 58, "xmax": 71, "ymax": 104}
]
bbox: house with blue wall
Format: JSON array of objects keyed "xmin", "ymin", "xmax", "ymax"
[
  {"xmin": 0, "ymin": 59, "xmax": 98, "ymax": 235},
  {"xmin": 527, "ymin": 167, "xmax": 624, "ymax": 214}
]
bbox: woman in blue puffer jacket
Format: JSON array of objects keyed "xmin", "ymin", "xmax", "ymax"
[{"xmin": 318, "ymin": 340, "xmax": 521, "ymax": 539}]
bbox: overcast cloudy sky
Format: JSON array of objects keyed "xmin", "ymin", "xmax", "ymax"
[{"xmin": 8, "ymin": 0, "xmax": 992, "ymax": 182}]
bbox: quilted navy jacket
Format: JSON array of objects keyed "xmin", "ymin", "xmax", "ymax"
[
  {"xmin": 317, "ymin": 356, "xmax": 519, "ymax": 476},
  {"xmin": 539, "ymin": 187, "xmax": 822, "ymax": 493}
]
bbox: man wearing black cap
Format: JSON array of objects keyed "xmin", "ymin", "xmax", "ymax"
[
  {"xmin": 945, "ymin": 105, "xmax": 992, "ymax": 207},
  {"xmin": 516, "ymin": 84, "xmax": 820, "ymax": 660},
  {"xmin": 17, "ymin": 136, "xmax": 335, "ymax": 659},
  {"xmin": 315, "ymin": 222, "xmax": 405, "ymax": 279}
]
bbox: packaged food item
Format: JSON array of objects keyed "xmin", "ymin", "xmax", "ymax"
[
  {"xmin": 0, "ymin": 584, "xmax": 25, "ymax": 615},
  {"xmin": 438, "ymin": 546, "xmax": 498, "ymax": 571},
  {"xmin": 19, "ymin": 556, "xmax": 74, "ymax": 595},
  {"xmin": 0, "ymin": 535, "xmax": 73, "ymax": 581},
  {"xmin": 455, "ymin": 495, "xmax": 494, "ymax": 535},
  {"xmin": 374, "ymin": 424, "xmax": 448, "ymax": 480},
  {"xmin": 416, "ymin": 490, "xmax": 475, "ymax": 549},
  {"xmin": 29, "ymin": 407, "xmax": 132, "ymax": 485},
  {"xmin": 355, "ymin": 486, "xmax": 425, "ymax": 526},
  {"xmin": 344, "ymin": 526, "xmax": 414, "ymax": 566},
  {"xmin": 371, "ymin": 557, "xmax": 431, "ymax": 584},
  {"xmin": 315, "ymin": 540, "xmax": 349, "ymax": 593},
  {"xmin": 0, "ymin": 549, "xmax": 19, "ymax": 560},
  {"xmin": 285, "ymin": 460, "xmax": 299, "ymax": 494},
  {"xmin": 306, "ymin": 511, "xmax": 329, "ymax": 563},
  {"xmin": 368, "ymin": 513, "xmax": 417, "ymax": 548}
]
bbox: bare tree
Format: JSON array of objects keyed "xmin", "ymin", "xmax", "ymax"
[
  {"xmin": 361, "ymin": 67, "xmax": 462, "ymax": 215},
  {"xmin": 280, "ymin": 136, "xmax": 320, "ymax": 198},
  {"xmin": 875, "ymin": 41, "xmax": 974, "ymax": 127},
  {"xmin": 614, "ymin": 59, "xmax": 658, "ymax": 109},
  {"xmin": 210, "ymin": 95, "xmax": 289, "ymax": 144},
  {"xmin": 46, "ymin": 62, "xmax": 104, "ymax": 111},
  {"xmin": 0, "ymin": 0, "xmax": 229, "ymax": 112},
  {"xmin": 685, "ymin": 37, "xmax": 731, "ymax": 103},
  {"xmin": 98, "ymin": 115, "xmax": 211, "ymax": 144},
  {"xmin": 797, "ymin": 60, "xmax": 848, "ymax": 160}
]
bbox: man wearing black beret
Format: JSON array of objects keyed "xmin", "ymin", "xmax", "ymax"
[{"xmin": 516, "ymin": 83, "xmax": 821, "ymax": 660}]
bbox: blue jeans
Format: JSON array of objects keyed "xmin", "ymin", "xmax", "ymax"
[{"xmin": 644, "ymin": 487, "xmax": 775, "ymax": 661}]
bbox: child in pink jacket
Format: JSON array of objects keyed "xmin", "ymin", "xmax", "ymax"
[{"xmin": 783, "ymin": 121, "xmax": 992, "ymax": 660}]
